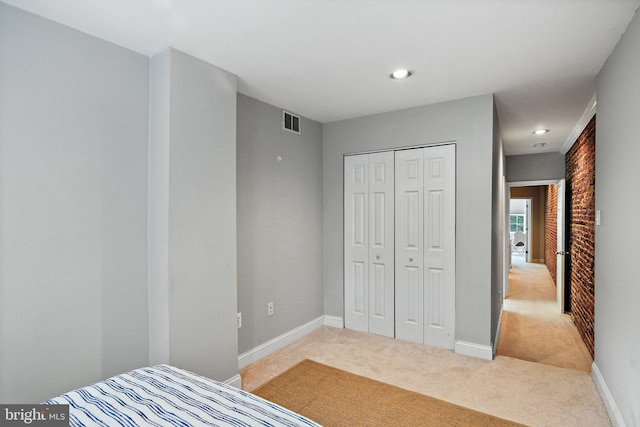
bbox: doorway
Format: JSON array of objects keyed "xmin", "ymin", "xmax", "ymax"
[
  {"xmin": 509, "ymin": 198, "xmax": 531, "ymax": 263},
  {"xmin": 497, "ymin": 181, "xmax": 591, "ymax": 371}
]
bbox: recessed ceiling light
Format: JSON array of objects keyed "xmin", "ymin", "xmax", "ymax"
[
  {"xmin": 390, "ymin": 69, "xmax": 413, "ymax": 80},
  {"xmin": 533, "ymin": 129, "xmax": 549, "ymax": 135}
]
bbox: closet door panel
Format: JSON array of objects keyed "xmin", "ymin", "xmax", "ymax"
[
  {"xmin": 424, "ymin": 144, "xmax": 456, "ymax": 349},
  {"xmin": 344, "ymin": 155, "xmax": 369, "ymax": 332},
  {"xmin": 368, "ymin": 152, "xmax": 395, "ymax": 337},
  {"xmin": 395, "ymin": 149, "xmax": 424, "ymax": 343}
]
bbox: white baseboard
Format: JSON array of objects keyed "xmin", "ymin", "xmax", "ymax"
[
  {"xmin": 455, "ymin": 340, "xmax": 494, "ymax": 360},
  {"xmin": 224, "ymin": 374, "xmax": 242, "ymax": 389},
  {"xmin": 592, "ymin": 362, "xmax": 626, "ymax": 427},
  {"xmin": 238, "ymin": 316, "xmax": 325, "ymax": 370},
  {"xmin": 323, "ymin": 315, "xmax": 344, "ymax": 328}
]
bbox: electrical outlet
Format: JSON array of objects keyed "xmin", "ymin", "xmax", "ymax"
[
  {"xmin": 267, "ymin": 302, "xmax": 274, "ymax": 316},
  {"xmin": 237, "ymin": 312, "xmax": 242, "ymax": 329}
]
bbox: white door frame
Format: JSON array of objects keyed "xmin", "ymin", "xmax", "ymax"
[
  {"xmin": 503, "ymin": 177, "xmax": 510, "ymax": 298},
  {"xmin": 506, "ymin": 180, "xmax": 565, "ymax": 312},
  {"xmin": 525, "ymin": 198, "xmax": 532, "ymax": 263},
  {"xmin": 556, "ymin": 179, "xmax": 566, "ymax": 314}
]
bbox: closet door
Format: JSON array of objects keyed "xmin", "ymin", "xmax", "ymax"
[
  {"xmin": 344, "ymin": 152, "xmax": 395, "ymax": 337},
  {"xmin": 344, "ymin": 154, "xmax": 369, "ymax": 333},
  {"xmin": 367, "ymin": 152, "xmax": 395, "ymax": 337},
  {"xmin": 395, "ymin": 144, "xmax": 456, "ymax": 347},
  {"xmin": 395, "ymin": 149, "xmax": 425, "ymax": 343},
  {"xmin": 423, "ymin": 144, "xmax": 456, "ymax": 349},
  {"xmin": 346, "ymin": 145, "xmax": 455, "ymax": 347}
]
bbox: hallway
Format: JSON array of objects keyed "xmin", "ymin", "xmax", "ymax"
[{"xmin": 496, "ymin": 255, "xmax": 593, "ymax": 372}]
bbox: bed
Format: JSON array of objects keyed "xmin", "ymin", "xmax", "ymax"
[{"xmin": 44, "ymin": 364, "xmax": 321, "ymax": 427}]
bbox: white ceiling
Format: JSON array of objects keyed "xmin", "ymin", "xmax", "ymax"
[{"xmin": 4, "ymin": 0, "xmax": 639, "ymax": 155}]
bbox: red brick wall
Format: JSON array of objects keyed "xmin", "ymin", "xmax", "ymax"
[
  {"xmin": 565, "ymin": 116, "xmax": 596, "ymax": 358},
  {"xmin": 545, "ymin": 184, "xmax": 558, "ymax": 283}
]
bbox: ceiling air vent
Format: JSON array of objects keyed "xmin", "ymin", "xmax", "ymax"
[{"xmin": 282, "ymin": 110, "xmax": 301, "ymax": 135}]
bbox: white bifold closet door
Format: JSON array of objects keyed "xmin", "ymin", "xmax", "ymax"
[
  {"xmin": 395, "ymin": 145, "xmax": 456, "ymax": 349},
  {"xmin": 344, "ymin": 151, "xmax": 395, "ymax": 337}
]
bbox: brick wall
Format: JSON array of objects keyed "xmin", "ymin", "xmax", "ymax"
[
  {"xmin": 565, "ymin": 116, "xmax": 596, "ymax": 358},
  {"xmin": 545, "ymin": 184, "xmax": 558, "ymax": 283}
]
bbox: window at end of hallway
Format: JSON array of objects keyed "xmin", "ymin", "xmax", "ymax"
[{"xmin": 510, "ymin": 214, "xmax": 525, "ymax": 232}]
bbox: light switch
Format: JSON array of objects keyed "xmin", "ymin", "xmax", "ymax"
[{"xmin": 596, "ymin": 210, "xmax": 601, "ymax": 226}]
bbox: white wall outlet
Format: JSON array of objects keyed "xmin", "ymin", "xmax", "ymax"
[
  {"xmin": 237, "ymin": 312, "xmax": 242, "ymax": 328},
  {"xmin": 267, "ymin": 302, "xmax": 274, "ymax": 316}
]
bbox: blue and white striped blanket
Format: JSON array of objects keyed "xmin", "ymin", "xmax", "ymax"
[{"xmin": 44, "ymin": 364, "xmax": 321, "ymax": 427}]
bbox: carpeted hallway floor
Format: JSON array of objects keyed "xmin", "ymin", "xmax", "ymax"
[{"xmin": 496, "ymin": 254, "xmax": 593, "ymax": 372}]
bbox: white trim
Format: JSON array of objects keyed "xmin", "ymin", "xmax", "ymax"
[
  {"xmin": 561, "ymin": 93, "xmax": 596, "ymax": 155},
  {"xmin": 238, "ymin": 316, "xmax": 324, "ymax": 369},
  {"xmin": 493, "ymin": 308, "xmax": 504, "ymax": 359},
  {"xmin": 508, "ymin": 180, "xmax": 560, "ymax": 187},
  {"xmin": 455, "ymin": 340, "xmax": 494, "ymax": 360},
  {"xmin": 344, "ymin": 140, "xmax": 456, "ymax": 157},
  {"xmin": 224, "ymin": 374, "xmax": 242, "ymax": 389},
  {"xmin": 323, "ymin": 315, "xmax": 344, "ymax": 328},
  {"xmin": 592, "ymin": 362, "xmax": 626, "ymax": 427}
]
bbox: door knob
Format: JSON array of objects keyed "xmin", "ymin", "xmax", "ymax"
[
  {"xmin": 376, "ymin": 254, "xmax": 380, "ymax": 260},
  {"xmin": 409, "ymin": 257, "xmax": 414, "ymax": 262}
]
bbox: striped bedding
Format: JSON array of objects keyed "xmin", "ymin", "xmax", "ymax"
[{"xmin": 44, "ymin": 364, "xmax": 321, "ymax": 427}]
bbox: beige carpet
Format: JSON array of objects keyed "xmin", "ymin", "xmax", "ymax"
[
  {"xmin": 496, "ymin": 255, "xmax": 593, "ymax": 372},
  {"xmin": 241, "ymin": 327, "xmax": 611, "ymax": 426},
  {"xmin": 253, "ymin": 359, "xmax": 526, "ymax": 427}
]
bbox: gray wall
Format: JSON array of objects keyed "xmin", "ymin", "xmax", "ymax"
[
  {"xmin": 510, "ymin": 199, "xmax": 526, "ymax": 215},
  {"xmin": 237, "ymin": 94, "xmax": 324, "ymax": 354},
  {"xmin": 491, "ymin": 105, "xmax": 506, "ymax": 346},
  {"xmin": 323, "ymin": 94, "xmax": 498, "ymax": 348},
  {"xmin": 0, "ymin": 3, "xmax": 149, "ymax": 402},
  {"xmin": 148, "ymin": 48, "xmax": 239, "ymax": 382},
  {"xmin": 505, "ymin": 152, "xmax": 565, "ymax": 182},
  {"xmin": 148, "ymin": 49, "xmax": 171, "ymax": 366},
  {"xmin": 595, "ymin": 8, "xmax": 640, "ymax": 426}
]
